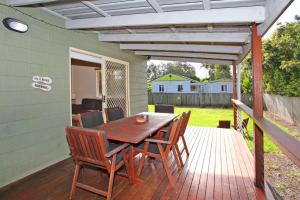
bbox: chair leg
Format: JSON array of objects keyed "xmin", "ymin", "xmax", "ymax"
[
  {"xmin": 121, "ymin": 149, "xmax": 130, "ymax": 180},
  {"xmin": 181, "ymin": 135, "xmax": 190, "ymax": 156},
  {"xmin": 137, "ymin": 142, "xmax": 149, "ymax": 177},
  {"xmin": 157, "ymin": 144, "xmax": 176, "ymax": 188},
  {"xmin": 172, "ymin": 147, "xmax": 181, "ymax": 168},
  {"xmin": 174, "ymin": 144, "xmax": 184, "ymax": 167},
  {"xmin": 107, "ymin": 155, "xmax": 116, "ymax": 200},
  {"xmin": 70, "ymin": 164, "xmax": 80, "ymax": 200}
]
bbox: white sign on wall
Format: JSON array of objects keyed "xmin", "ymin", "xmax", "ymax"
[{"xmin": 32, "ymin": 75, "xmax": 53, "ymax": 92}]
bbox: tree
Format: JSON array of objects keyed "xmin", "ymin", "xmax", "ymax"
[
  {"xmin": 263, "ymin": 21, "xmax": 300, "ymax": 97},
  {"xmin": 241, "ymin": 54, "xmax": 252, "ymax": 94},
  {"xmin": 240, "ymin": 21, "xmax": 300, "ymax": 97},
  {"xmin": 146, "ymin": 62, "xmax": 166, "ymax": 81},
  {"xmin": 207, "ymin": 64, "xmax": 232, "ymax": 81}
]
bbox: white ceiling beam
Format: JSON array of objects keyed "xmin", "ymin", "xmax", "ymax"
[
  {"xmin": 258, "ymin": 0, "xmax": 294, "ymax": 35},
  {"xmin": 80, "ymin": 1, "xmax": 134, "ymax": 34},
  {"xmin": 211, "ymin": 0, "xmax": 265, "ymax": 9},
  {"xmin": 203, "ymin": 0, "xmax": 211, "ymax": 10},
  {"xmin": 81, "ymin": 1, "xmax": 110, "ymax": 17},
  {"xmin": 135, "ymin": 51, "xmax": 238, "ymax": 60},
  {"xmin": 99, "ymin": 32, "xmax": 249, "ymax": 43},
  {"xmin": 147, "ymin": 0, "xmax": 163, "ymax": 13},
  {"xmin": 7, "ymin": 0, "xmax": 58, "ymax": 6},
  {"xmin": 120, "ymin": 43, "xmax": 243, "ymax": 54},
  {"xmin": 237, "ymin": 43, "xmax": 251, "ymax": 63},
  {"xmin": 150, "ymin": 56, "xmax": 233, "ymax": 65},
  {"xmin": 66, "ymin": 6, "xmax": 265, "ymax": 29},
  {"xmin": 40, "ymin": 7, "xmax": 69, "ymax": 20}
]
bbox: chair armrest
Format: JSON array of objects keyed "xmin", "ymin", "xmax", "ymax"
[
  {"xmin": 105, "ymin": 143, "xmax": 129, "ymax": 158},
  {"xmin": 145, "ymin": 138, "xmax": 171, "ymax": 144}
]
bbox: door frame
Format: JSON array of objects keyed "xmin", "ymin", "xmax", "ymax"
[{"xmin": 68, "ymin": 47, "xmax": 130, "ymax": 123}]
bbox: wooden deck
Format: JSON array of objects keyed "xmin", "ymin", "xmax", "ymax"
[{"xmin": 0, "ymin": 127, "xmax": 259, "ymax": 200}]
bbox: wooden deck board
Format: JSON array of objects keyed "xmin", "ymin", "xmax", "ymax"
[{"xmin": 0, "ymin": 127, "xmax": 259, "ymax": 200}]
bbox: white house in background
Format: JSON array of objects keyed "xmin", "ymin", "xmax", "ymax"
[
  {"xmin": 152, "ymin": 73, "xmax": 232, "ymax": 94},
  {"xmin": 202, "ymin": 79, "xmax": 233, "ymax": 94}
]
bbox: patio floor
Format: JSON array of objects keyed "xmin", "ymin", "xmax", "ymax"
[{"xmin": 0, "ymin": 127, "xmax": 259, "ymax": 200}]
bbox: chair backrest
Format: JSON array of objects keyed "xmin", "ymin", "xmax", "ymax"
[
  {"xmin": 242, "ymin": 118, "xmax": 249, "ymax": 128},
  {"xmin": 181, "ymin": 110, "xmax": 191, "ymax": 136},
  {"xmin": 81, "ymin": 98, "xmax": 102, "ymax": 110},
  {"xmin": 104, "ymin": 107, "xmax": 124, "ymax": 122},
  {"xmin": 164, "ymin": 119, "xmax": 180, "ymax": 153},
  {"xmin": 218, "ymin": 120, "xmax": 231, "ymax": 128},
  {"xmin": 79, "ymin": 111, "xmax": 104, "ymax": 128},
  {"xmin": 173, "ymin": 114, "xmax": 185, "ymax": 144},
  {"xmin": 155, "ymin": 104, "xmax": 174, "ymax": 113},
  {"xmin": 65, "ymin": 126, "xmax": 110, "ymax": 168}
]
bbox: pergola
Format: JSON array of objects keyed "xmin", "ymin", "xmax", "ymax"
[
  {"xmin": 7, "ymin": 0, "xmax": 292, "ymax": 65},
  {"xmin": 7, "ymin": 0, "xmax": 297, "ymax": 197}
]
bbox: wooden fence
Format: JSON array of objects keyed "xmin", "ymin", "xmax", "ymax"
[
  {"xmin": 264, "ymin": 94, "xmax": 300, "ymax": 127},
  {"xmin": 148, "ymin": 93, "xmax": 252, "ymax": 107}
]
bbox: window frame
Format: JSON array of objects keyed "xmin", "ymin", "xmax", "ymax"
[
  {"xmin": 177, "ymin": 84, "xmax": 184, "ymax": 92},
  {"xmin": 221, "ymin": 84, "xmax": 228, "ymax": 92},
  {"xmin": 159, "ymin": 84, "xmax": 164, "ymax": 93}
]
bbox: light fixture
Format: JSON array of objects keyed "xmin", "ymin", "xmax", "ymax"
[{"xmin": 2, "ymin": 18, "xmax": 28, "ymax": 33}]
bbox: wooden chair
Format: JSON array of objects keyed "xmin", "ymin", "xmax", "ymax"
[
  {"xmin": 178, "ymin": 111, "xmax": 191, "ymax": 157},
  {"xmin": 135, "ymin": 120, "xmax": 181, "ymax": 187},
  {"xmin": 78, "ymin": 110, "xmax": 105, "ymax": 128},
  {"xmin": 159, "ymin": 111, "xmax": 191, "ymax": 168},
  {"xmin": 104, "ymin": 107, "xmax": 124, "ymax": 122},
  {"xmin": 154, "ymin": 104, "xmax": 174, "ymax": 113},
  {"xmin": 217, "ymin": 120, "xmax": 231, "ymax": 128},
  {"xmin": 65, "ymin": 126, "xmax": 130, "ymax": 200},
  {"xmin": 239, "ymin": 118, "xmax": 250, "ymax": 138}
]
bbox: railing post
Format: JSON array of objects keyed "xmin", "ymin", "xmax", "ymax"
[
  {"xmin": 232, "ymin": 61, "xmax": 237, "ymax": 130},
  {"xmin": 252, "ymin": 24, "xmax": 264, "ymax": 189}
]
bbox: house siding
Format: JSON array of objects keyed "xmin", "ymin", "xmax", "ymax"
[
  {"xmin": 152, "ymin": 80, "xmax": 232, "ymax": 94},
  {"xmin": 0, "ymin": 3, "xmax": 147, "ymax": 187},
  {"xmin": 152, "ymin": 81, "xmax": 192, "ymax": 93},
  {"xmin": 203, "ymin": 82, "xmax": 233, "ymax": 93}
]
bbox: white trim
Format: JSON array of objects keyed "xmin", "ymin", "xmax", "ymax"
[
  {"xmin": 258, "ymin": 0, "xmax": 294, "ymax": 35},
  {"xmin": 135, "ymin": 51, "xmax": 238, "ymax": 60},
  {"xmin": 40, "ymin": 7, "xmax": 70, "ymax": 20},
  {"xmin": 81, "ymin": 1, "xmax": 110, "ymax": 17},
  {"xmin": 147, "ymin": 0, "xmax": 163, "ymax": 13},
  {"xmin": 66, "ymin": 6, "xmax": 265, "ymax": 29},
  {"xmin": 120, "ymin": 43, "xmax": 243, "ymax": 54},
  {"xmin": 70, "ymin": 51, "xmax": 102, "ymax": 63},
  {"xmin": 98, "ymin": 32, "xmax": 250, "ymax": 43},
  {"xmin": 69, "ymin": 47, "xmax": 130, "ymax": 117},
  {"xmin": 7, "ymin": 0, "xmax": 57, "ymax": 6},
  {"xmin": 151, "ymin": 56, "xmax": 233, "ymax": 65}
]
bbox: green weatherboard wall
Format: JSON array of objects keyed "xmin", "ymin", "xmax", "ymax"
[{"xmin": 0, "ymin": 1, "xmax": 147, "ymax": 187}]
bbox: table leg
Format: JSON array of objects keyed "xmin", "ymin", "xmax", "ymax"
[{"xmin": 129, "ymin": 145, "xmax": 143, "ymax": 184}]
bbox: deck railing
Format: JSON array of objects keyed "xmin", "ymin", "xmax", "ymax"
[{"xmin": 232, "ymin": 99, "xmax": 300, "ymax": 186}]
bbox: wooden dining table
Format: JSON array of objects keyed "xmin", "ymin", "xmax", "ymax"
[{"xmin": 96, "ymin": 112, "xmax": 178, "ymax": 183}]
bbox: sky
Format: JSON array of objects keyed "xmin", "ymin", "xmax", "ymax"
[{"xmin": 148, "ymin": 0, "xmax": 300, "ymax": 79}]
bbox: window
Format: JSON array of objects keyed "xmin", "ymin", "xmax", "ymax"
[
  {"xmin": 177, "ymin": 85, "xmax": 183, "ymax": 92},
  {"xmin": 190, "ymin": 85, "xmax": 198, "ymax": 92},
  {"xmin": 221, "ymin": 84, "xmax": 228, "ymax": 92},
  {"xmin": 159, "ymin": 85, "xmax": 164, "ymax": 93}
]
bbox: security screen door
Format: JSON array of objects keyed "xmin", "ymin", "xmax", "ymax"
[{"xmin": 102, "ymin": 58, "xmax": 129, "ymax": 117}]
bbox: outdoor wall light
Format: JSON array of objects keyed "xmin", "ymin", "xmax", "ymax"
[{"xmin": 2, "ymin": 18, "xmax": 28, "ymax": 33}]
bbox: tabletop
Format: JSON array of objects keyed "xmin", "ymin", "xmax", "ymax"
[{"xmin": 96, "ymin": 112, "xmax": 178, "ymax": 144}]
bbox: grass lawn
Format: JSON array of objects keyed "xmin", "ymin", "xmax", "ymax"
[{"xmin": 148, "ymin": 105, "xmax": 293, "ymax": 153}]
